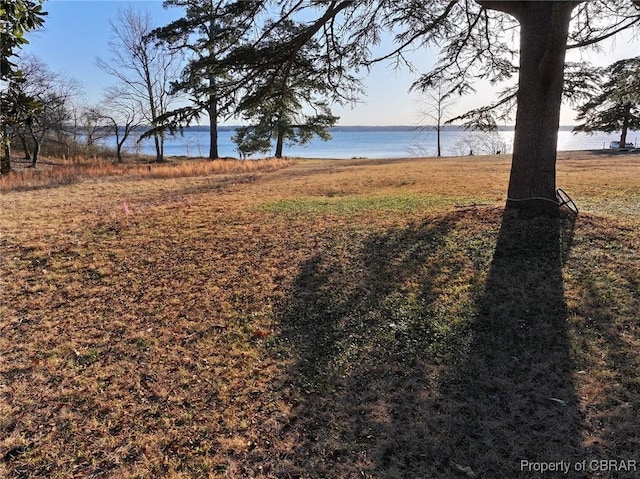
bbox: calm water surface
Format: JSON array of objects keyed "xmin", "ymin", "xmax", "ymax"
[{"xmin": 103, "ymin": 126, "xmax": 639, "ymax": 159}]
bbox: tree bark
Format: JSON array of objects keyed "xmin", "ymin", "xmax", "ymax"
[
  {"xmin": 1, "ymin": 124, "xmax": 12, "ymax": 175},
  {"xmin": 153, "ymin": 133, "xmax": 163, "ymax": 162},
  {"xmin": 620, "ymin": 103, "xmax": 631, "ymax": 147},
  {"xmin": 207, "ymin": 19, "xmax": 220, "ymax": 160},
  {"xmin": 19, "ymin": 134, "xmax": 31, "ymax": 162},
  {"xmin": 208, "ymin": 88, "xmax": 219, "ymax": 159},
  {"xmin": 31, "ymin": 138, "xmax": 40, "ymax": 167},
  {"xmin": 1, "ymin": 145, "xmax": 11, "ymax": 175},
  {"xmin": 141, "ymin": 51, "xmax": 164, "ymax": 162},
  {"xmin": 275, "ymin": 126, "xmax": 284, "ymax": 158},
  {"xmin": 27, "ymin": 124, "xmax": 41, "ymax": 167},
  {"xmin": 116, "ymin": 131, "xmax": 124, "ymax": 162},
  {"xmin": 479, "ymin": 1, "xmax": 581, "ymax": 217}
]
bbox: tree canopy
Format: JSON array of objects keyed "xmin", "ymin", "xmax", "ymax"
[
  {"xmin": 150, "ymin": 0, "xmax": 640, "ymax": 214},
  {"xmin": 231, "ymin": 19, "xmax": 340, "ymax": 158},
  {"xmin": 214, "ymin": 0, "xmax": 640, "ymax": 216},
  {"xmin": 1, "ymin": 0, "xmax": 47, "ymax": 174},
  {"xmin": 14, "ymin": 54, "xmax": 80, "ymax": 166},
  {"xmin": 0, "ymin": 0, "xmax": 47, "ymax": 79},
  {"xmin": 151, "ymin": 0, "xmax": 265, "ymax": 159},
  {"xmin": 574, "ymin": 56, "xmax": 640, "ymax": 147}
]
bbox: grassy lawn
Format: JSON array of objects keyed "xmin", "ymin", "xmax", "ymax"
[{"xmin": 1, "ymin": 153, "xmax": 639, "ymax": 478}]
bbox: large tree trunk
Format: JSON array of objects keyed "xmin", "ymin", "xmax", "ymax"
[
  {"xmin": 151, "ymin": 131, "xmax": 164, "ymax": 162},
  {"xmin": 274, "ymin": 112, "xmax": 285, "ymax": 158},
  {"xmin": 142, "ymin": 54, "xmax": 164, "ymax": 162},
  {"xmin": 479, "ymin": 1, "xmax": 580, "ymax": 217}
]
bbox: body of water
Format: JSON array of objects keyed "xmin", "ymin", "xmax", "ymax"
[{"xmin": 103, "ymin": 126, "xmax": 640, "ymax": 159}]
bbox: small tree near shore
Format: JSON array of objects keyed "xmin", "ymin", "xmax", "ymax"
[
  {"xmin": 419, "ymin": 82, "xmax": 455, "ymax": 157},
  {"xmin": 573, "ymin": 57, "xmax": 640, "ymax": 148},
  {"xmin": 99, "ymin": 86, "xmax": 143, "ymax": 162},
  {"xmin": 232, "ymin": 20, "xmax": 340, "ymax": 158}
]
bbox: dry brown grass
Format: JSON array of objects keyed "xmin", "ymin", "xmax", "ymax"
[
  {"xmin": 0, "ymin": 156, "xmax": 295, "ymax": 193},
  {"xmin": 1, "ymin": 153, "xmax": 639, "ymax": 478}
]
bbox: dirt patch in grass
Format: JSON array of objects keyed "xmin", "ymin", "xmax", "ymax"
[{"xmin": 1, "ymin": 154, "xmax": 639, "ymax": 477}]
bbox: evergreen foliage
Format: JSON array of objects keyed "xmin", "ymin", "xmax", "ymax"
[
  {"xmin": 232, "ymin": 20, "xmax": 339, "ymax": 158},
  {"xmin": 213, "ymin": 0, "xmax": 640, "ymax": 215},
  {"xmin": 574, "ymin": 57, "xmax": 640, "ymax": 147},
  {"xmin": 0, "ymin": 0, "xmax": 47, "ymax": 174},
  {"xmin": 152, "ymin": 0, "xmax": 640, "ymax": 213},
  {"xmin": 151, "ymin": 0, "xmax": 264, "ymax": 158}
]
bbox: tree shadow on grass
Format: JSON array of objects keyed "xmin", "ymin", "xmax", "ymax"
[
  {"xmin": 437, "ymin": 210, "xmax": 583, "ymax": 477},
  {"xmin": 271, "ymin": 208, "xmax": 587, "ymax": 478}
]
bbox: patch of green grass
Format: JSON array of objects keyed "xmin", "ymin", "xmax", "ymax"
[{"xmin": 261, "ymin": 193, "xmax": 480, "ymax": 215}]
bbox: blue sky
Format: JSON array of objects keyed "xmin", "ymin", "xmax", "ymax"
[{"xmin": 21, "ymin": 0, "xmax": 640, "ymax": 126}]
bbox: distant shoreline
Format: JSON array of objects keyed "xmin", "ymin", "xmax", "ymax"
[
  {"xmin": 178, "ymin": 125, "xmax": 610, "ymax": 133},
  {"xmin": 98, "ymin": 126, "xmax": 639, "ymax": 159}
]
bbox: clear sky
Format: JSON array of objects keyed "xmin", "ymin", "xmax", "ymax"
[{"xmin": 21, "ymin": 0, "xmax": 640, "ymax": 126}]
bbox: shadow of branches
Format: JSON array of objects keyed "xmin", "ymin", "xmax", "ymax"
[{"xmin": 271, "ymin": 208, "xmax": 590, "ymax": 478}]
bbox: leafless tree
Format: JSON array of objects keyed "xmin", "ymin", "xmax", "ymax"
[
  {"xmin": 61, "ymin": 101, "xmax": 84, "ymax": 158},
  {"xmin": 419, "ymin": 82, "xmax": 456, "ymax": 157},
  {"xmin": 96, "ymin": 6, "xmax": 182, "ymax": 162},
  {"xmin": 79, "ymin": 106, "xmax": 110, "ymax": 149},
  {"xmin": 98, "ymin": 86, "xmax": 144, "ymax": 162},
  {"xmin": 16, "ymin": 54, "xmax": 81, "ymax": 166}
]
